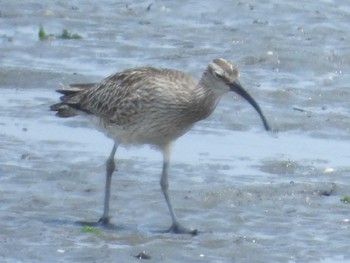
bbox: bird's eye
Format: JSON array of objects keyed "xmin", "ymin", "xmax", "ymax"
[
  {"xmin": 214, "ymin": 72, "xmax": 227, "ymax": 82},
  {"xmin": 214, "ymin": 72, "xmax": 221, "ymax": 78}
]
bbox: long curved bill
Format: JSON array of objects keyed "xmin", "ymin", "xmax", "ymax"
[{"xmin": 229, "ymin": 81, "xmax": 271, "ymax": 131}]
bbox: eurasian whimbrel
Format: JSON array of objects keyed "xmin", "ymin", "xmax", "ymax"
[{"xmin": 50, "ymin": 58, "xmax": 271, "ymax": 235}]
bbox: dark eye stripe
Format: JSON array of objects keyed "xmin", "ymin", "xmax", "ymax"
[{"xmin": 214, "ymin": 72, "xmax": 231, "ymax": 84}]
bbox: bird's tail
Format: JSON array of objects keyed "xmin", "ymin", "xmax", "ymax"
[{"xmin": 50, "ymin": 83, "xmax": 96, "ymax": 117}]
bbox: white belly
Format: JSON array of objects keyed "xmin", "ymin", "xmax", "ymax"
[{"xmin": 89, "ymin": 115, "xmax": 193, "ymax": 148}]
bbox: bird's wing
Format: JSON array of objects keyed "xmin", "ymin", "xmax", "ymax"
[{"xmin": 62, "ymin": 67, "xmax": 162, "ymax": 125}]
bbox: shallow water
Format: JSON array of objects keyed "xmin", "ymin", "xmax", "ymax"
[{"xmin": 1, "ymin": 1, "xmax": 350, "ymax": 262}]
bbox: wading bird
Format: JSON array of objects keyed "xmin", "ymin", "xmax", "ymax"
[{"xmin": 51, "ymin": 58, "xmax": 271, "ymax": 235}]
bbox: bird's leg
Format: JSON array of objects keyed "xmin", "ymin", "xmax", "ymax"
[
  {"xmin": 160, "ymin": 146, "xmax": 198, "ymax": 235},
  {"xmin": 99, "ymin": 142, "xmax": 119, "ymax": 226}
]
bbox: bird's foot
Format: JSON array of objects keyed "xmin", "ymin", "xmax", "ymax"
[
  {"xmin": 96, "ymin": 216, "xmax": 118, "ymax": 229},
  {"xmin": 166, "ymin": 222, "xmax": 198, "ymax": 236},
  {"xmin": 98, "ymin": 216, "xmax": 110, "ymax": 225}
]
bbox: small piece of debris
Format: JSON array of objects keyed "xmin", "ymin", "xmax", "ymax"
[
  {"xmin": 146, "ymin": 3, "xmax": 153, "ymax": 11},
  {"xmin": 292, "ymin": 106, "xmax": 307, "ymax": 112},
  {"xmin": 21, "ymin": 154, "xmax": 31, "ymax": 160},
  {"xmin": 323, "ymin": 167, "xmax": 334, "ymax": 173},
  {"xmin": 134, "ymin": 251, "xmax": 151, "ymax": 260}
]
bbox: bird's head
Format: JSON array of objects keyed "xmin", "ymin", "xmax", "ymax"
[{"xmin": 202, "ymin": 58, "xmax": 271, "ymax": 131}]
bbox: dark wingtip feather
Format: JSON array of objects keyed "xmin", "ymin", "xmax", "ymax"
[
  {"xmin": 50, "ymin": 103, "xmax": 78, "ymax": 118},
  {"xmin": 56, "ymin": 89, "xmax": 78, "ymax": 96},
  {"xmin": 56, "ymin": 83, "xmax": 96, "ymax": 95},
  {"xmin": 50, "ymin": 103, "xmax": 63, "ymax": 111},
  {"xmin": 51, "ymin": 82, "xmax": 96, "ymax": 118}
]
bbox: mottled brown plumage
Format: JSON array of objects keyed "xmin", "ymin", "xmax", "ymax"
[{"xmin": 51, "ymin": 58, "xmax": 270, "ymax": 234}]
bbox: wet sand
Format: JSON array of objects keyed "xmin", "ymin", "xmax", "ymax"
[{"xmin": 1, "ymin": 1, "xmax": 350, "ymax": 262}]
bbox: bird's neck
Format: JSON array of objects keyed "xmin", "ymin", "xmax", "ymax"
[{"xmin": 189, "ymin": 83, "xmax": 220, "ymax": 121}]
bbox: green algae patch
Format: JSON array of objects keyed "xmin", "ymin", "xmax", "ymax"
[
  {"xmin": 82, "ymin": 225, "xmax": 101, "ymax": 235},
  {"xmin": 38, "ymin": 25, "xmax": 56, "ymax": 40},
  {"xmin": 340, "ymin": 196, "xmax": 350, "ymax": 204},
  {"xmin": 61, "ymin": 29, "xmax": 83, "ymax": 39},
  {"xmin": 39, "ymin": 25, "xmax": 83, "ymax": 40}
]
